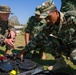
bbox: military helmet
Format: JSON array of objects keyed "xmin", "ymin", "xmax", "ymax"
[{"xmin": 0, "ymin": 5, "xmax": 13, "ymax": 14}]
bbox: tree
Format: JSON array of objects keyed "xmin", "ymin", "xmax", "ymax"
[{"xmin": 10, "ymin": 16, "xmax": 20, "ymax": 26}]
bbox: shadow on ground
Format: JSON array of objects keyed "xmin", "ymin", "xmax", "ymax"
[
  {"xmin": 16, "ymin": 46, "xmax": 24, "ymax": 49},
  {"xmin": 0, "ymin": 49, "xmax": 5, "ymax": 54}
]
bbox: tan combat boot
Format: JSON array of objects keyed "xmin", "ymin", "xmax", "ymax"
[
  {"xmin": 5, "ymin": 49, "xmax": 13, "ymax": 55},
  {"xmin": 39, "ymin": 50, "xmax": 46, "ymax": 60},
  {"xmin": 48, "ymin": 57, "xmax": 67, "ymax": 71}
]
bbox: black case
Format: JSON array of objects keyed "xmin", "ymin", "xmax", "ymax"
[
  {"xmin": 0, "ymin": 62, "xmax": 13, "ymax": 72},
  {"xmin": 0, "ymin": 54, "xmax": 44, "ymax": 75}
]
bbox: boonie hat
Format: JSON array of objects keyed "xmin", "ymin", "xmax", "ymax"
[
  {"xmin": 0, "ymin": 5, "xmax": 13, "ymax": 14},
  {"xmin": 34, "ymin": 10, "xmax": 40, "ymax": 15}
]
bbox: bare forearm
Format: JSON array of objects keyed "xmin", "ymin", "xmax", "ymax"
[{"xmin": 25, "ymin": 33, "xmax": 30, "ymax": 45}]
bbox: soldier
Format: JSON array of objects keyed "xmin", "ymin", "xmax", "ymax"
[
  {"xmin": 60, "ymin": 0, "xmax": 76, "ymax": 60},
  {"xmin": 25, "ymin": 7, "xmax": 46, "ymax": 59},
  {"xmin": 60, "ymin": 0, "xmax": 76, "ymax": 12},
  {"xmin": 0, "ymin": 5, "xmax": 16, "ymax": 55},
  {"xmin": 15, "ymin": 0, "xmax": 76, "ymax": 71}
]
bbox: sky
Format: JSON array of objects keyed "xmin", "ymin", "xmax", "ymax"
[{"xmin": 0, "ymin": 0, "xmax": 61, "ymax": 24}]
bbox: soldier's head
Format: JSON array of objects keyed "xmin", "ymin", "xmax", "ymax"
[
  {"xmin": 34, "ymin": 6, "xmax": 41, "ymax": 21},
  {"xmin": 34, "ymin": 10, "xmax": 40, "ymax": 19},
  {"xmin": 40, "ymin": 0, "xmax": 59, "ymax": 25},
  {"xmin": 0, "ymin": 5, "xmax": 13, "ymax": 21}
]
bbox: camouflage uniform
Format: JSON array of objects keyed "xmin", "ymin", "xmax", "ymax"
[
  {"xmin": 24, "ymin": 13, "xmax": 70, "ymax": 58},
  {"xmin": 0, "ymin": 20, "xmax": 16, "ymax": 46},
  {"xmin": 60, "ymin": 0, "xmax": 76, "ymax": 64},
  {"xmin": 25, "ymin": 13, "xmax": 47, "ymax": 58},
  {"xmin": 23, "ymin": 0, "xmax": 76, "ymax": 63},
  {"xmin": 60, "ymin": 0, "xmax": 76, "ymax": 12},
  {"xmin": 23, "ymin": 11, "xmax": 76, "ymax": 71},
  {"xmin": 24, "ymin": 0, "xmax": 61, "ymax": 58},
  {"xmin": 25, "ymin": 16, "xmax": 46, "ymax": 40},
  {"xmin": 0, "ymin": 5, "xmax": 16, "ymax": 54}
]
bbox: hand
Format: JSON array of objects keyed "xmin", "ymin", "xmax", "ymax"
[
  {"xmin": 66, "ymin": 56, "xmax": 70, "ymax": 60},
  {"xmin": 4, "ymin": 38, "xmax": 15, "ymax": 49},
  {"xmin": 8, "ymin": 31, "xmax": 16, "ymax": 42},
  {"xmin": 14, "ymin": 49, "xmax": 25, "ymax": 61}
]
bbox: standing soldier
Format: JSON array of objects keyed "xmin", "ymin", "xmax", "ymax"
[
  {"xmin": 0, "ymin": 5, "xmax": 16, "ymax": 55},
  {"xmin": 60, "ymin": 0, "xmax": 76, "ymax": 63},
  {"xmin": 60, "ymin": 0, "xmax": 76, "ymax": 12},
  {"xmin": 15, "ymin": 0, "xmax": 76, "ymax": 71},
  {"xmin": 25, "ymin": 7, "xmax": 46, "ymax": 59}
]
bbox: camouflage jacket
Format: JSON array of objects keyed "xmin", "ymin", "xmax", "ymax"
[
  {"xmin": 60, "ymin": 0, "xmax": 76, "ymax": 12},
  {"xmin": 24, "ymin": 11, "xmax": 76, "ymax": 53},
  {"xmin": 0, "ymin": 19, "xmax": 16, "ymax": 46},
  {"xmin": 25, "ymin": 16, "xmax": 46, "ymax": 39}
]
